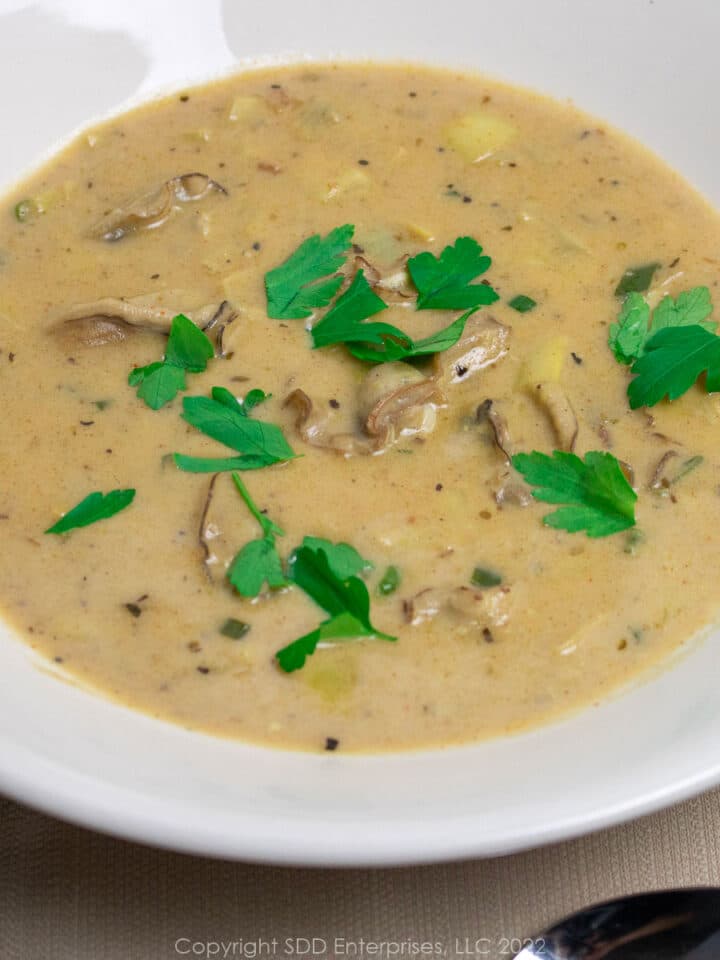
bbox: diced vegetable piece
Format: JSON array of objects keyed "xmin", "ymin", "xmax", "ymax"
[
  {"xmin": 228, "ymin": 95, "xmax": 264, "ymax": 122},
  {"xmin": 614, "ymin": 262, "xmax": 661, "ymax": 297},
  {"xmin": 517, "ymin": 336, "xmax": 568, "ymax": 388},
  {"xmin": 324, "ymin": 168, "xmax": 371, "ymax": 202},
  {"xmin": 305, "ymin": 654, "xmax": 358, "ymax": 701},
  {"xmin": 220, "ymin": 618, "xmax": 250, "ymax": 639},
  {"xmin": 444, "ymin": 112, "xmax": 517, "ymax": 162},
  {"xmin": 471, "ymin": 566, "xmax": 502, "ymax": 587},
  {"xmin": 377, "ymin": 565, "xmax": 401, "ymax": 596},
  {"xmin": 508, "ymin": 295, "xmax": 537, "ymax": 313}
]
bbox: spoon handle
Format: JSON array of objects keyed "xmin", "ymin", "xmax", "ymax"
[{"xmin": 514, "ymin": 888, "xmax": 720, "ymax": 959}]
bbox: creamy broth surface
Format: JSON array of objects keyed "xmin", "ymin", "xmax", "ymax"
[{"xmin": 0, "ymin": 63, "xmax": 719, "ymax": 752}]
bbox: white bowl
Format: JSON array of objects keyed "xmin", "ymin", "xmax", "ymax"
[{"xmin": 0, "ymin": 0, "xmax": 718, "ymax": 866}]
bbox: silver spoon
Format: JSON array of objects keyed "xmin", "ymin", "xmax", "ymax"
[{"xmin": 514, "ymin": 888, "xmax": 720, "ymax": 958}]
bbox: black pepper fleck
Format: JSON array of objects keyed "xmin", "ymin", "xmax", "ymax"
[
  {"xmin": 54, "ymin": 656, "xmax": 64, "ymax": 663},
  {"xmin": 462, "ymin": 195, "xmax": 472, "ymax": 203},
  {"xmin": 483, "ymin": 627, "xmax": 495, "ymax": 643},
  {"xmin": 8, "ymin": 353, "xmax": 15, "ymax": 362},
  {"xmin": 252, "ymin": 241, "xmax": 261, "ymax": 251},
  {"xmin": 435, "ymin": 483, "xmax": 443, "ymax": 492},
  {"xmin": 455, "ymin": 364, "xmax": 468, "ymax": 378},
  {"xmin": 125, "ymin": 602, "xmax": 142, "ymax": 618},
  {"xmin": 325, "ymin": 737, "xmax": 339, "ymax": 751},
  {"xmin": 329, "ymin": 398, "xmax": 340, "ymax": 409},
  {"xmin": 571, "ymin": 352, "xmax": 583, "ymax": 365},
  {"xmin": 408, "ymin": 91, "xmax": 417, "ymax": 97},
  {"xmin": 197, "ymin": 665, "xmax": 210, "ymax": 674},
  {"xmin": 150, "ymin": 272, "xmax": 160, "ymax": 280},
  {"xmin": 79, "ymin": 420, "xmax": 95, "ymax": 427},
  {"xmin": 352, "ymin": 243, "xmax": 365, "ymax": 254},
  {"xmin": 358, "ymin": 158, "xmax": 369, "ymax": 166},
  {"xmin": 669, "ymin": 257, "xmax": 680, "ymax": 268},
  {"xmin": 179, "ymin": 94, "xmax": 190, "ymax": 102}
]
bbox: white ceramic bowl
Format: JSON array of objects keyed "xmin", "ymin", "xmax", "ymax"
[{"xmin": 0, "ymin": 0, "xmax": 718, "ymax": 866}]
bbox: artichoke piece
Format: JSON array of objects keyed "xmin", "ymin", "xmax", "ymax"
[{"xmin": 444, "ymin": 112, "xmax": 517, "ymax": 162}]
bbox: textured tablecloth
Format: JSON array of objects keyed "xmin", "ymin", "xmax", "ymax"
[{"xmin": 2, "ymin": 788, "xmax": 720, "ymax": 960}]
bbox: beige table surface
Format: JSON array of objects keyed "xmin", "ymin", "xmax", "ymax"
[{"xmin": 2, "ymin": 787, "xmax": 720, "ymax": 960}]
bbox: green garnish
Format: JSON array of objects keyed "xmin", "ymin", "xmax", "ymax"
[
  {"xmin": 129, "ymin": 313, "xmax": 214, "ymax": 409},
  {"xmin": 311, "ymin": 270, "xmax": 472, "ymax": 363},
  {"xmin": 377, "ymin": 565, "xmax": 401, "ymax": 596},
  {"xmin": 511, "ymin": 450, "xmax": 637, "ymax": 538},
  {"xmin": 14, "ymin": 200, "xmax": 34, "ymax": 223},
  {"xmin": 276, "ymin": 541, "xmax": 394, "ymax": 672},
  {"xmin": 299, "ymin": 537, "xmax": 373, "ymax": 578},
  {"xmin": 219, "ymin": 617, "xmax": 250, "ymax": 639},
  {"xmin": 265, "ymin": 224, "xmax": 354, "ymax": 319},
  {"xmin": 609, "ymin": 287, "xmax": 715, "ymax": 365},
  {"xmin": 227, "ymin": 474, "xmax": 287, "ymax": 598},
  {"xmin": 614, "ymin": 262, "xmax": 661, "ymax": 297},
  {"xmin": 407, "ymin": 236, "xmax": 499, "ymax": 310},
  {"xmin": 508, "ymin": 294, "xmax": 537, "ymax": 313},
  {"xmin": 627, "ymin": 325, "xmax": 720, "ymax": 409},
  {"xmin": 45, "ymin": 489, "xmax": 136, "ymax": 535},
  {"xmin": 470, "ymin": 566, "xmax": 502, "ymax": 587},
  {"xmin": 173, "ymin": 386, "xmax": 296, "ymax": 473}
]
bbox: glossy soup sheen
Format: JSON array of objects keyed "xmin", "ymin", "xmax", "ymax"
[{"xmin": 0, "ymin": 64, "xmax": 719, "ymax": 753}]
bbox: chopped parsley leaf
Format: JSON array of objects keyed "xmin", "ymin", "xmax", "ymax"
[
  {"xmin": 627, "ymin": 324, "xmax": 720, "ymax": 409},
  {"xmin": 609, "ymin": 287, "xmax": 715, "ymax": 365},
  {"xmin": 265, "ymin": 224, "xmax": 354, "ymax": 319},
  {"xmin": 227, "ymin": 473, "xmax": 287, "ymax": 598},
  {"xmin": 471, "ymin": 566, "xmax": 502, "ymax": 587},
  {"xmin": 174, "ymin": 386, "xmax": 295, "ymax": 473},
  {"xmin": 311, "ymin": 270, "xmax": 473, "ymax": 363},
  {"xmin": 512, "ymin": 450, "xmax": 637, "ymax": 538},
  {"xmin": 614, "ymin": 262, "xmax": 661, "ymax": 297},
  {"xmin": 508, "ymin": 294, "xmax": 537, "ymax": 313},
  {"xmin": 377, "ymin": 565, "xmax": 401, "ymax": 596},
  {"xmin": 407, "ymin": 236, "xmax": 499, "ymax": 310},
  {"xmin": 45, "ymin": 489, "xmax": 136, "ymax": 535},
  {"xmin": 128, "ymin": 313, "xmax": 214, "ymax": 409},
  {"xmin": 276, "ymin": 541, "xmax": 394, "ymax": 672},
  {"xmin": 220, "ymin": 618, "xmax": 250, "ymax": 639}
]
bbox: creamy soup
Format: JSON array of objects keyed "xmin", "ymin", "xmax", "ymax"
[{"xmin": 0, "ymin": 63, "xmax": 718, "ymax": 752}]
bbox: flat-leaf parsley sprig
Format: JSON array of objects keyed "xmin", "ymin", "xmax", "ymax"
[
  {"xmin": 174, "ymin": 386, "xmax": 296, "ymax": 473},
  {"xmin": 608, "ymin": 285, "xmax": 720, "ymax": 408},
  {"xmin": 45, "ymin": 489, "xmax": 136, "ymax": 535},
  {"xmin": 226, "ymin": 473, "xmax": 287, "ymax": 598},
  {"xmin": 128, "ymin": 313, "xmax": 214, "ymax": 409},
  {"xmin": 512, "ymin": 450, "xmax": 637, "ymax": 538},
  {"xmin": 265, "ymin": 229, "xmax": 500, "ymax": 364},
  {"xmin": 265, "ymin": 224, "xmax": 354, "ymax": 319},
  {"xmin": 275, "ymin": 538, "xmax": 392, "ymax": 673}
]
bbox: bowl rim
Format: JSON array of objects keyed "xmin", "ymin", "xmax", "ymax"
[{"xmin": 1, "ymin": 0, "xmax": 719, "ymax": 866}]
